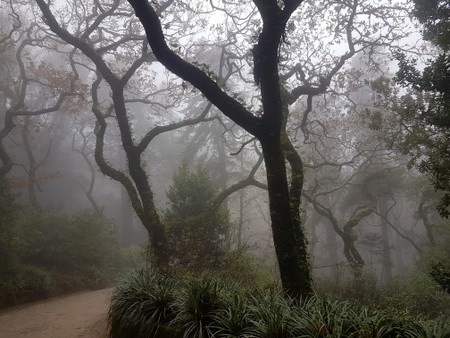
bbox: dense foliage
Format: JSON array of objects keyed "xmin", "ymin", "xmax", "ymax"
[
  {"xmin": 0, "ymin": 179, "xmax": 122, "ymax": 308},
  {"xmin": 109, "ymin": 270, "xmax": 450, "ymax": 338},
  {"xmin": 393, "ymin": 0, "xmax": 450, "ymax": 218},
  {"xmin": 164, "ymin": 164, "xmax": 231, "ymax": 270},
  {"xmin": 0, "ymin": 179, "xmax": 20, "ymax": 279},
  {"xmin": 422, "ymin": 219, "xmax": 450, "ymax": 294},
  {"xmin": 430, "ymin": 263, "xmax": 450, "ymax": 294}
]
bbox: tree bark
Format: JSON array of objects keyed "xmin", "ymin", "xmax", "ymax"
[
  {"xmin": 379, "ymin": 198, "xmax": 393, "ymax": 284},
  {"xmin": 260, "ymin": 136, "xmax": 312, "ymax": 296},
  {"xmin": 125, "ymin": 0, "xmax": 313, "ymax": 296},
  {"xmin": 120, "ymin": 186, "xmax": 133, "ymax": 247},
  {"xmin": 418, "ymin": 200, "xmax": 435, "ymax": 246},
  {"xmin": 21, "ymin": 117, "xmax": 41, "ymax": 209}
]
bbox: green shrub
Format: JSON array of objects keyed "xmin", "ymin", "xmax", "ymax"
[
  {"xmin": 430, "ymin": 262, "xmax": 450, "ymax": 294},
  {"xmin": 384, "ymin": 271, "xmax": 450, "ymax": 318},
  {"xmin": 316, "ymin": 266, "xmax": 450, "ymax": 319},
  {"xmin": 109, "ymin": 270, "xmax": 179, "ymax": 338},
  {"xmin": 164, "ymin": 164, "xmax": 231, "ymax": 270},
  {"xmin": 0, "ymin": 185, "xmax": 123, "ymax": 308},
  {"xmin": 0, "ymin": 179, "xmax": 20, "ymax": 276},
  {"xmin": 315, "ymin": 268, "xmax": 385, "ymax": 307},
  {"xmin": 0, "ymin": 266, "xmax": 53, "ymax": 307},
  {"xmin": 119, "ymin": 244, "xmax": 147, "ymax": 271},
  {"xmin": 212, "ymin": 250, "xmax": 278, "ymax": 288},
  {"xmin": 16, "ymin": 209, "xmax": 120, "ymax": 274},
  {"xmin": 419, "ymin": 218, "xmax": 450, "ymax": 295}
]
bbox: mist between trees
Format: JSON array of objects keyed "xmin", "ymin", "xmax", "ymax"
[{"xmin": 0, "ymin": 0, "xmax": 449, "ymax": 305}]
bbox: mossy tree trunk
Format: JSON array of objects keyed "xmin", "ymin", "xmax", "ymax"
[{"xmin": 127, "ymin": 0, "xmax": 313, "ymax": 296}]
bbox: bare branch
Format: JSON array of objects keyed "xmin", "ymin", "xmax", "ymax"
[{"xmin": 127, "ymin": 0, "xmax": 261, "ymax": 137}]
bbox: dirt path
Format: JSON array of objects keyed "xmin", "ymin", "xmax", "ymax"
[{"xmin": 0, "ymin": 288, "xmax": 112, "ymax": 338}]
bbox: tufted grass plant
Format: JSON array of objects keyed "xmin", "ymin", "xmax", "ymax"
[
  {"xmin": 108, "ymin": 270, "xmax": 178, "ymax": 338},
  {"xmin": 170, "ymin": 277, "xmax": 224, "ymax": 338},
  {"xmin": 108, "ymin": 269, "xmax": 450, "ymax": 337},
  {"xmin": 246, "ymin": 289, "xmax": 297, "ymax": 338},
  {"xmin": 291, "ymin": 297, "xmax": 359, "ymax": 337},
  {"xmin": 209, "ymin": 293, "xmax": 255, "ymax": 337},
  {"xmin": 352, "ymin": 308, "xmax": 427, "ymax": 338},
  {"xmin": 419, "ymin": 316, "xmax": 450, "ymax": 338}
]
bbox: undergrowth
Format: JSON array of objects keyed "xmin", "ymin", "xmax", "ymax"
[
  {"xmin": 315, "ymin": 268, "xmax": 450, "ymax": 319},
  {"xmin": 108, "ymin": 269, "xmax": 450, "ymax": 338}
]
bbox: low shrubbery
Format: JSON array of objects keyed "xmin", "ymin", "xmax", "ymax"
[
  {"xmin": 109, "ymin": 270, "xmax": 450, "ymax": 338},
  {"xmin": 430, "ymin": 262, "xmax": 450, "ymax": 294},
  {"xmin": 0, "ymin": 180, "xmax": 124, "ymax": 308},
  {"xmin": 0, "ymin": 209, "xmax": 122, "ymax": 307},
  {"xmin": 315, "ymin": 218, "xmax": 450, "ymax": 320},
  {"xmin": 316, "ymin": 268, "xmax": 450, "ymax": 320}
]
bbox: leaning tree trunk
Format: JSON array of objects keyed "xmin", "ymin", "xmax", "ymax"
[
  {"xmin": 90, "ymin": 76, "xmax": 170, "ymax": 270},
  {"xmin": 120, "ymin": 186, "xmax": 134, "ymax": 247},
  {"xmin": 379, "ymin": 198, "xmax": 393, "ymax": 285}
]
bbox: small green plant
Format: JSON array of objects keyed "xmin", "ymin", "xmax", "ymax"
[
  {"xmin": 170, "ymin": 278, "xmax": 223, "ymax": 338},
  {"xmin": 210, "ymin": 294, "xmax": 254, "ymax": 337},
  {"xmin": 109, "ymin": 270, "xmax": 178, "ymax": 338},
  {"xmin": 247, "ymin": 289, "xmax": 296, "ymax": 338}
]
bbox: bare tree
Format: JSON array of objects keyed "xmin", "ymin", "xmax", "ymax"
[{"xmin": 32, "ymin": 0, "xmax": 414, "ymax": 296}]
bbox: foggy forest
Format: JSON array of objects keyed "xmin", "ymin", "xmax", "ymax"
[{"xmin": 1, "ymin": 0, "xmax": 449, "ymax": 336}]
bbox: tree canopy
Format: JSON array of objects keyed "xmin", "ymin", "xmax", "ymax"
[
  {"xmin": 394, "ymin": 0, "xmax": 450, "ymax": 217},
  {"xmin": 1, "ymin": 0, "xmax": 447, "ymax": 299}
]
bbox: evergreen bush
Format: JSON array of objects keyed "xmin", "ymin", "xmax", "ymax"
[{"xmin": 0, "ymin": 180, "xmax": 122, "ymax": 307}]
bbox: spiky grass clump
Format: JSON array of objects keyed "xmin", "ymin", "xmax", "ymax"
[
  {"xmin": 170, "ymin": 278, "xmax": 223, "ymax": 338},
  {"xmin": 246, "ymin": 289, "xmax": 297, "ymax": 337},
  {"xmin": 421, "ymin": 316, "xmax": 450, "ymax": 338},
  {"xmin": 210, "ymin": 293, "xmax": 255, "ymax": 337},
  {"xmin": 352, "ymin": 308, "xmax": 425, "ymax": 338},
  {"xmin": 108, "ymin": 270, "xmax": 178, "ymax": 338},
  {"xmin": 291, "ymin": 297, "xmax": 357, "ymax": 337},
  {"xmin": 109, "ymin": 270, "xmax": 450, "ymax": 338}
]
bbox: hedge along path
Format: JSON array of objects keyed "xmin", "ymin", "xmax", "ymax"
[{"xmin": 0, "ymin": 288, "xmax": 112, "ymax": 338}]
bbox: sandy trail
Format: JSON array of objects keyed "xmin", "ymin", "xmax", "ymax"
[{"xmin": 0, "ymin": 288, "xmax": 112, "ymax": 338}]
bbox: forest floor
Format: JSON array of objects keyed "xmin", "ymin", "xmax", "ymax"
[{"xmin": 0, "ymin": 288, "xmax": 111, "ymax": 338}]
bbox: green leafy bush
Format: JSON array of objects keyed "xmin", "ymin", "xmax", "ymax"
[
  {"xmin": 16, "ymin": 209, "xmax": 119, "ymax": 274},
  {"xmin": 317, "ymin": 267, "xmax": 450, "ymax": 319},
  {"xmin": 385, "ymin": 271, "xmax": 450, "ymax": 318},
  {"xmin": 119, "ymin": 245, "xmax": 147, "ymax": 271},
  {"xmin": 422, "ymin": 219, "xmax": 450, "ymax": 294},
  {"xmin": 0, "ymin": 179, "xmax": 20, "ymax": 276},
  {"xmin": 0, "ymin": 181, "xmax": 122, "ymax": 307},
  {"xmin": 164, "ymin": 164, "xmax": 231, "ymax": 270},
  {"xmin": 430, "ymin": 262, "xmax": 450, "ymax": 294}
]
